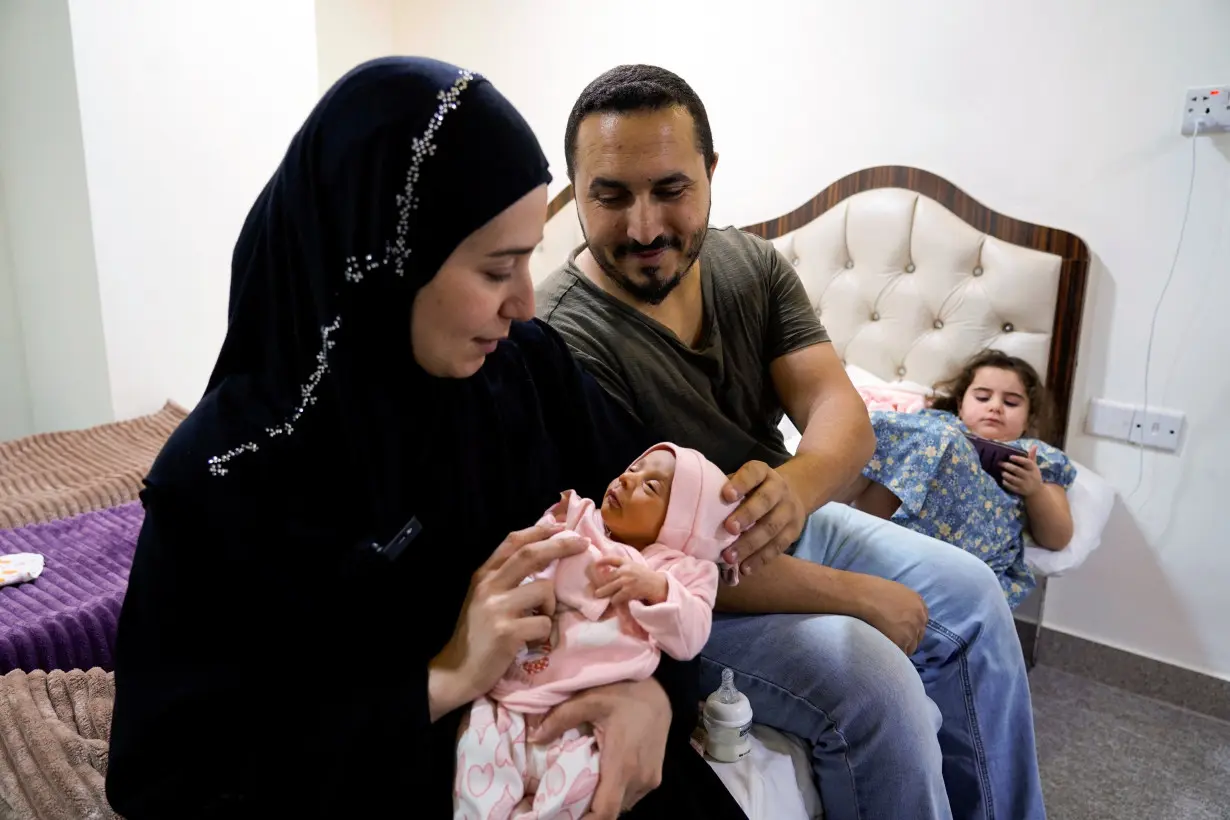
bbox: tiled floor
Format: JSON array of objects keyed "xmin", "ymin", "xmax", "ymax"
[{"xmin": 1031, "ymin": 665, "xmax": 1230, "ymax": 819}]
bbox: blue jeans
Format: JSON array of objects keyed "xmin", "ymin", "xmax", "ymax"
[{"xmin": 699, "ymin": 503, "xmax": 1045, "ymax": 820}]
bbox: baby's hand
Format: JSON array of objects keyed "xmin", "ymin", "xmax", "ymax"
[
  {"xmin": 589, "ymin": 556, "xmax": 669, "ymax": 606},
  {"xmin": 549, "ymin": 492, "xmax": 570, "ymax": 523}
]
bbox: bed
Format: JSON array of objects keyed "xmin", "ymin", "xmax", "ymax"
[
  {"xmin": 0, "ymin": 401, "xmax": 185, "ymax": 530},
  {"xmin": 0, "ymin": 503, "xmax": 143, "ymax": 675},
  {"xmin": 532, "ymin": 165, "xmax": 1112, "ymax": 819},
  {"xmin": 0, "ymin": 404, "xmax": 184, "ymax": 676}
]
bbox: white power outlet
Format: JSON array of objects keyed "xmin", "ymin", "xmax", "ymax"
[
  {"xmin": 1181, "ymin": 85, "xmax": 1230, "ymax": 135},
  {"xmin": 1086, "ymin": 398, "xmax": 1185, "ymax": 453},
  {"xmin": 1128, "ymin": 407, "xmax": 1185, "ymax": 452},
  {"xmin": 1086, "ymin": 398, "xmax": 1135, "ymax": 440}
]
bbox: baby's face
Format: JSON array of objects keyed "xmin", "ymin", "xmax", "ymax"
[{"xmin": 600, "ymin": 449, "xmax": 677, "ymax": 548}]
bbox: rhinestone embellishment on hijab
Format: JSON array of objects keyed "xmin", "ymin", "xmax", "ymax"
[
  {"xmin": 208, "ymin": 69, "xmax": 476, "ymax": 478},
  {"xmin": 343, "ymin": 70, "xmax": 475, "ymax": 284}
]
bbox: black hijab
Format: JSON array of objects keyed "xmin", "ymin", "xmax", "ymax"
[
  {"xmin": 111, "ymin": 58, "xmax": 575, "ymax": 816},
  {"xmin": 147, "ymin": 56, "xmax": 552, "ymax": 554}
]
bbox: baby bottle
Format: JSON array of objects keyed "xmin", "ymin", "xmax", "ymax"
[{"xmin": 702, "ymin": 668, "xmax": 753, "ymax": 762}]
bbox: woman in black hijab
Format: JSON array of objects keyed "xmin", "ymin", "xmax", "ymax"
[{"xmin": 105, "ymin": 58, "xmax": 747, "ymax": 819}]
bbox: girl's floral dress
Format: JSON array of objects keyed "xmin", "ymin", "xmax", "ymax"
[{"xmin": 862, "ymin": 409, "xmax": 1076, "ymax": 608}]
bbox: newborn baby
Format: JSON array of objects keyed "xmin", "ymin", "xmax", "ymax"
[{"xmin": 454, "ymin": 443, "xmax": 737, "ymax": 820}]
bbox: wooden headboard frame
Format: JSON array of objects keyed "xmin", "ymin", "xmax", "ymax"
[{"xmin": 544, "ymin": 165, "xmax": 1090, "ymax": 445}]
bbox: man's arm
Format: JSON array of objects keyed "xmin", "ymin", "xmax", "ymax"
[
  {"xmin": 771, "ymin": 341, "xmax": 876, "ymax": 514},
  {"xmin": 713, "ymin": 553, "xmax": 928, "ymax": 654},
  {"xmin": 716, "ymin": 342, "xmax": 874, "ymax": 574}
]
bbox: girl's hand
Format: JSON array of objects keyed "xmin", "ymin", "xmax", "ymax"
[
  {"xmin": 1001, "ymin": 445, "xmax": 1043, "ymax": 498},
  {"xmin": 429, "ymin": 523, "xmax": 589, "ymax": 720},
  {"xmin": 589, "ymin": 555, "xmax": 669, "ymax": 606}
]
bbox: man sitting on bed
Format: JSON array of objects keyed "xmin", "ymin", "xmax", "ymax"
[{"xmin": 537, "ymin": 64, "xmax": 1047, "ymax": 820}]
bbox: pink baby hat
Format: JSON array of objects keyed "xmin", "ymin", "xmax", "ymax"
[{"xmin": 638, "ymin": 443, "xmax": 739, "ymax": 562}]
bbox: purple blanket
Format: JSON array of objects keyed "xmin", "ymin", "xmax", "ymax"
[{"xmin": 0, "ymin": 503, "xmax": 142, "ymax": 674}]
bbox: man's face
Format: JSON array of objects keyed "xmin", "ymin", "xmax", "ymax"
[{"xmin": 572, "ymin": 107, "xmax": 714, "ymax": 305}]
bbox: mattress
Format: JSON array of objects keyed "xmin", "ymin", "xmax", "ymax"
[
  {"xmin": 0, "ymin": 401, "xmax": 185, "ymax": 529},
  {"xmin": 0, "ymin": 504, "xmax": 143, "ymax": 674}
]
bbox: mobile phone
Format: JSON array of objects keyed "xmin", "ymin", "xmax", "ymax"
[{"xmin": 964, "ymin": 433, "xmax": 1029, "ymax": 488}]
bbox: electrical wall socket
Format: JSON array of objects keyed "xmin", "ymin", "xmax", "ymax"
[
  {"xmin": 1181, "ymin": 85, "xmax": 1230, "ymax": 135},
  {"xmin": 1086, "ymin": 398, "xmax": 1135, "ymax": 440},
  {"xmin": 1086, "ymin": 398, "xmax": 1185, "ymax": 452},
  {"xmin": 1128, "ymin": 407, "xmax": 1185, "ymax": 452}
]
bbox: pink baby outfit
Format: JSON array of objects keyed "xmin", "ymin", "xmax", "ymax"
[{"xmin": 455, "ymin": 443, "xmax": 737, "ymax": 820}]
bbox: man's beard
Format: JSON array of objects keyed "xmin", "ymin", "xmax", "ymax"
[{"xmin": 585, "ymin": 222, "xmax": 709, "ymax": 306}]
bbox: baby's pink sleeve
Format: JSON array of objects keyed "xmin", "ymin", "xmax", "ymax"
[
  {"xmin": 548, "ymin": 539, "xmax": 609, "ymax": 622},
  {"xmin": 629, "ymin": 555, "xmax": 719, "ymax": 661}
]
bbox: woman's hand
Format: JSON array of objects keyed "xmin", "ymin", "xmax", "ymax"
[
  {"xmin": 1001, "ymin": 445, "xmax": 1042, "ymax": 498},
  {"xmin": 532, "ymin": 678, "xmax": 671, "ymax": 819},
  {"xmin": 588, "ymin": 556, "xmax": 668, "ymax": 606},
  {"xmin": 428, "ymin": 523, "xmax": 589, "ymax": 721}
]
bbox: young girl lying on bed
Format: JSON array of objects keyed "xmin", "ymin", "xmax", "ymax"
[
  {"xmin": 844, "ymin": 350, "xmax": 1076, "ymax": 608},
  {"xmin": 454, "ymin": 443, "xmax": 737, "ymax": 820}
]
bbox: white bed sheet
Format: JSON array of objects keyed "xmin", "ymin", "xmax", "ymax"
[{"xmin": 702, "ymin": 726, "xmax": 822, "ymax": 819}]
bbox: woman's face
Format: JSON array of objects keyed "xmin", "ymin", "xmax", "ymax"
[
  {"xmin": 959, "ymin": 366, "xmax": 1031, "ymax": 441},
  {"xmin": 411, "ymin": 185, "xmax": 548, "ymax": 377},
  {"xmin": 601, "ymin": 449, "xmax": 677, "ymax": 548}
]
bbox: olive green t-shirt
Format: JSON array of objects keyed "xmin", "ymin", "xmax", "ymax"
[{"xmin": 536, "ymin": 226, "xmax": 830, "ymax": 475}]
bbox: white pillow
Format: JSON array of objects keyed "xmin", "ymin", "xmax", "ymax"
[
  {"xmin": 843, "ymin": 364, "xmax": 885, "ymax": 388},
  {"xmin": 1025, "ymin": 459, "xmax": 1115, "ymax": 576},
  {"xmin": 843, "ymin": 363, "xmax": 933, "ymax": 397}
]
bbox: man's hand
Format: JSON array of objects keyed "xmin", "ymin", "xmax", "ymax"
[
  {"xmin": 532, "ymin": 678, "xmax": 670, "ymax": 819},
  {"xmin": 850, "ymin": 574, "xmax": 929, "ymax": 655},
  {"xmin": 720, "ymin": 460, "xmax": 806, "ymax": 578},
  {"xmin": 589, "ymin": 556, "xmax": 668, "ymax": 606}
]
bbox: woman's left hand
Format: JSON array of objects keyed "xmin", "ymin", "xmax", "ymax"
[
  {"xmin": 531, "ymin": 678, "xmax": 670, "ymax": 819},
  {"xmin": 1001, "ymin": 445, "xmax": 1043, "ymax": 497}
]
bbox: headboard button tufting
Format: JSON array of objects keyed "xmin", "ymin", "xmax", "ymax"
[
  {"xmin": 905, "ymin": 263, "xmax": 915, "ymax": 273},
  {"xmin": 933, "ymin": 319, "xmax": 944, "ymax": 329},
  {"xmin": 1002, "ymin": 322, "xmax": 1014, "ymax": 333},
  {"xmin": 896, "ymin": 366, "xmax": 907, "ymax": 377},
  {"xmin": 973, "ymin": 266, "xmax": 984, "ymax": 276},
  {"xmin": 871, "ymin": 312, "xmax": 880, "ymax": 321},
  {"xmin": 792, "ymin": 257, "xmax": 800, "ymax": 266},
  {"xmin": 844, "ymin": 260, "xmax": 854, "ymax": 269}
]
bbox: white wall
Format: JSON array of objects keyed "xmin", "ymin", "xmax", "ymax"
[
  {"xmin": 0, "ymin": 181, "xmax": 33, "ymax": 441},
  {"xmin": 65, "ymin": 0, "xmax": 321, "ymax": 420},
  {"xmin": 316, "ymin": 0, "xmax": 398, "ymax": 94},
  {"xmin": 396, "ymin": 0, "xmax": 1230, "ymax": 679},
  {"xmin": 0, "ymin": 0, "xmax": 113, "ymax": 434}
]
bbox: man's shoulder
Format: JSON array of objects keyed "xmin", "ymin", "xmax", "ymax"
[
  {"xmin": 706, "ymin": 225, "xmax": 778, "ymax": 258},
  {"xmin": 536, "ymin": 263, "xmax": 589, "ymax": 322},
  {"xmin": 703, "ymin": 226, "xmax": 780, "ymax": 280},
  {"xmin": 534, "ymin": 263, "xmax": 626, "ymax": 364}
]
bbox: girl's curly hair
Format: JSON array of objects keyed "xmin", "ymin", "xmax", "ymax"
[{"xmin": 929, "ymin": 349, "xmax": 1055, "ymax": 441}]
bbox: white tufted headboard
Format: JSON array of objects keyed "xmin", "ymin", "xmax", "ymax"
[{"xmin": 533, "ymin": 167, "xmax": 1089, "ymax": 445}]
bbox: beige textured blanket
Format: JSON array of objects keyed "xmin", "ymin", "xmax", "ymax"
[
  {"xmin": 0, "ymin": 402, "xmax": 187, "ymax": 529},
  {"xmin": 0, "ymin": 668, "xmax": 117, "ymax": 820}
]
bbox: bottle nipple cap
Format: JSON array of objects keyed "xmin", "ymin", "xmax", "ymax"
[{"xmin": 718, "ymin": 668, "xmax": 740, "ymax": 704}]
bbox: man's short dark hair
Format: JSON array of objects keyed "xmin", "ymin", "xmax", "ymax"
[{"xmin": 564, "ymin": 64, "xmax": 715, "ymax": 181}]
